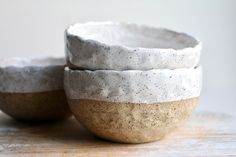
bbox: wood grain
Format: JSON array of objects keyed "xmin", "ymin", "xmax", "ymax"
[{"xmin": 0, "ymin": 111, "xmax": 235, "ymax": 157}]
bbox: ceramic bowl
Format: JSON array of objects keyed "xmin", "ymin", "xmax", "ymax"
[
  {"xmin": 65, "ymin": 21, "xmax": 201, "ymax": 70},
  {"xmin": 0, "ymin": 57, "xmax": 71, "ymax": 121},
  {"xmin": 64, "ymin": 66, "xmax": 202, "ymax": 143}
]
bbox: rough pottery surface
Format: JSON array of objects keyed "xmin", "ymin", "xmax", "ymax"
[
  {"xmin": 64, "ymin": 67, "xmax": 202, "ymax": 103},
  {"xmin": 66, "ymin": 21, "xmax": 201, "ymax": 70},
  {"xmin": 0, "ymin": 57, "xmax": 71, "ymax": 121},
  {"xmin": 68, "ymin": 97, "xmax": 198, "ymax": 143}
]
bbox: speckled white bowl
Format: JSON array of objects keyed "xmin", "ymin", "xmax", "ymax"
[
  {"xmin": 0, "ymin": 57, "xmax": 71, "ymax": 121},
  {"xmin": 64, "ymin": 66, "xmax": 202, "ymax": 143},
  {"xmin": 65, "ymin": 22, "xmax": 201, "ymax": 70}
]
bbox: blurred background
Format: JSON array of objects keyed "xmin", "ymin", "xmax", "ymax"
[{"xmin": 0, "ymin": 0, "xmax": 235, "ymax": 115}]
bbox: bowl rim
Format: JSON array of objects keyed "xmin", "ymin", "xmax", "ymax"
[
  {"xmin": 66, "ymin": 21, "xmax": 202, "ymax": 51},
  {"xmin": 64, "ymin": 65, "xmax": 200, "ymax": 73},
  {"xmin": 64, "ymin": 66, "xmax": 202, "ymax": 103}
]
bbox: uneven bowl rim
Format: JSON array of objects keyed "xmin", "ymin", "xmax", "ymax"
[
  {"xmin": 64, "ymin": 66, "xmax": 202, "ymax": 103},
  {"xmin": 64, "ymin": 65, "xmax": 200, "ymax": 73},
  {"xmin": 66, "ymin": 21, "xmax": 202, "ymax": 52}
]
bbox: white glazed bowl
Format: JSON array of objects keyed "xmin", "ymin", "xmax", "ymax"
[
  {"xmin": 66, "ymin": 22, "xmax": 201, "ymax": 70},
  {"xmin": 64, "ymin": 66, "xmax": 202, "ymax": 143},
  {"xmin": 0, "ymin": 57, "xmax": 71, "ymax": 121}
]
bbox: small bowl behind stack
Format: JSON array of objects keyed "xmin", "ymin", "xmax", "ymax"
[{"xmin": 0, "ymin": 57, "xmax": 71, "ymax": 121}]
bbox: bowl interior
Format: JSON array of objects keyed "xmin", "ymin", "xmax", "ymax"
[{"xmin": 67, "ymin": 22, "xmax": 199, "ymax": 49}]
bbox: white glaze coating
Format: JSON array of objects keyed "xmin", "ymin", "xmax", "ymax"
[
  {"xmin": 66, "ymin": 21, "xmax": 201, "ymax": 70},
  {"xmin": 64, "ymin": 66, "xmax": 202, "ymax": 103},
  {"xmin": 0, "ymin": 57, "xmax": 66, "ymax": 93}
]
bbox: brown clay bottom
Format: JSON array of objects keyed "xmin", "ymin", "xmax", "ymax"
[
  {"xmin": 0, "ymin": 90, "xmax": 71, "ymax": 121},
  {"xmin": 69, "ymin": 97, "xmax": 199, "ymax": 143}
]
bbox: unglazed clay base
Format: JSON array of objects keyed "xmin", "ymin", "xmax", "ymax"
[
  {"xmin": 0, "ymin": 90, "xmax": 71, "ymax": 121},
  {"xmin": 66, "ymin": 21, "xmax": 201, "ymax": 70},
  {"xmin": 68, "ymin": 97, "xmax": 199, "ymax": 143}
]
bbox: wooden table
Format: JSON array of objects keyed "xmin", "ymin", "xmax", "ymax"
[{"xmin": 0, "ymin": 111, "xmax": 235, "ymax": 157}]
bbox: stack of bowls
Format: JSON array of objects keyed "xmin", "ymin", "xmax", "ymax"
[{"xmin": 64, "ymin": 22, "xmax": 202, "ymax": 143}]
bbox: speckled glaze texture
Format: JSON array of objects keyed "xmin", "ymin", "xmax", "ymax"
[
  {"xmin": 66, "ymin": 22, "xmax": 201, "ymax": 70},
  {"xmin": 69, "ymin": 97, "xmax": 198, "ymax": 143},
  {"xmin": 0, "ymin": 57, "xmax": 65, "ymax": 93},
  {"xmin": 64, "ymin": 66, "xmax": 201, "ymax": 103}
]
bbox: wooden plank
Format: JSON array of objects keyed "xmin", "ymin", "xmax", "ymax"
[{"xmin": 0, "ymin": 111, "xmax": 235, "ymax": 157}]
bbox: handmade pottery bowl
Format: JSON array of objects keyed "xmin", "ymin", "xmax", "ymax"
[
  {"xmin": 64, "ymin": 66, "xmax": 202, "ymax": 143},
  {"xmin": 0, "ymin": 57, "xmax": 71, "ymax": 121},
  {"xmin": 65, "ymin": 21, "xmax": 201, "ymax": 70}
]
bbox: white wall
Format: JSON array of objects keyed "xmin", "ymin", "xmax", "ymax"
[{"xmin": 0, "ymin": 0, "xmax": 235, "ymax": 114}]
